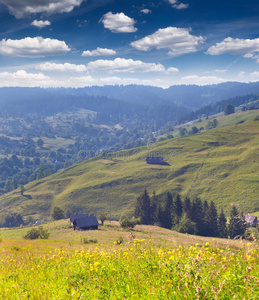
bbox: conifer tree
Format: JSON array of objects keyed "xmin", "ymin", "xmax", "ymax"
[
  {"xmin": 173, "ymin": 194, "xmax": 182, "ymax": 224},
  {"xmin": 218, "ymin": 208, "xmax": 228, "ymax": 238},
  {"xmin": 134, "ymin": 189, "xmax": 152, "ymax": 225},
  {"xmin": 161, "ymin": 192, "xmax": 173, "ymax": 229},
  {"xmin": 228, "ymin": 206, "xmax": 246, "ymax": 238},
  {"xmin": 190, "ymin": 197, "xmax": 204, "ymax": 235},
  {"xmin": 183, "ymin": 197, "xmax": 192, "ymax": 218},
  {"xmin": 204, "ymin": 201, "xmax": 218, "ymax": 237}
]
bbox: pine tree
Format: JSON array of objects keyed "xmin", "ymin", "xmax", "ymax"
[
  {"xmin": 134, "ymin": 189, "xmax": 152, "ymax": 225},
  {"xmin": 190, "ymin": 197, "xmax": 204, "ymax": 235},
  {"xmin": 204, "ymin": 201, "xmax": 218, "ymax": 237},
  {"xmin": 183, "ymin": 197, "xmax": 192, "ymax": 218},
  {"xmin": 173, "ymin": 194, "xmax": 182, "ymax": 224},
  {"xmin": 150, "ymin": 191, "xmax": 157, "ymax": 224},
  {"xmin": 161, "ymin": 192, "xmax": 173, "ymax": 229},
  {"xmin": 228, "ymin": 206, "xmax": 247, "ymax": 238},
  {"xmin": 218, "ymin": 208, "xmax": 227, "ymax": 238}
]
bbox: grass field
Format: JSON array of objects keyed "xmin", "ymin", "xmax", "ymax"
[
  {"xmin": 0, "ymin": 111, "xmax": 258, "ymax": 221},
  {"xmin": 0, "ymin": 222, "xmax": 258, "ymax": 299}
]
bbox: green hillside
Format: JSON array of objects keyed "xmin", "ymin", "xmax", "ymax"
[{"xmin": 1, "ymin": 112, "xmax": 259, "ymax": 221}]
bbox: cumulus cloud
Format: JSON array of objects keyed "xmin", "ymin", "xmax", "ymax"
[
  {"xmin": 0, "ymin": 0, "xmax": 83, "ymax": 18},
  {"xmin": 87, "ymin": 58, "xmax": 165, "ymax": 73},
  {"xmin": 180, "ymin": 75, "xmax": 227, "ymax": 85},
  {"xmin": 0, "ymin": 70, "xmax": 52, "ymax": 87},
  {"xmin": 100, "ymin": 12, "xmax": 137, "ymax": 33},
  {"xmin": 0, "ymin": 37, "xmax": 70, "ymax": 57},
  {"xmin": 166, "ymin": 67, "xmax": 179, "ymax": 73},
  {"xmin": 131, "ymin": 27, "xmax": 204, "ymax": 56},
  {"xmin": 141, "ymin": 9, "xmax": 151, "ymax": 14},
  {"xmin": 250, "ymin": 71, "xmax": 259, "ymax": 78},
  {"xmin": 168, "ymin": 0, "xmax": 189, "ymax": 9},
  {"xmin": 82, "ymin": 47, "xmax": 116, "ymax": 57},
  {"xmin": 206, "ymin": 37, "xmax": 259, "ymax": 61},
  {"xmin": 36, "ymin": 62, "xmax": 87, "ymax": 72},
  {"xmin": 31, "ymin": 20, "xmax": 51, "ymax": 28}
]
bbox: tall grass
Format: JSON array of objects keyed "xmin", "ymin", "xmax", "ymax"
[{"xmin": 0, "ymin": 238, "xmax": 258, "ymax": 299}]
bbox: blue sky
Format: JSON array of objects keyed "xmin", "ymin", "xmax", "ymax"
[{"xmin": 0, "ymin": 0, "xmax": 259, "ymax": 88}]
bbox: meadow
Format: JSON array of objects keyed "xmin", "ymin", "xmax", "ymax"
[
  {"xmin": 0, "ymin": 221, "xmax": 259, "ymax": 299},
  {"xmin": 0, "ymin": 110, "xmax": 258, "ymax": 222}
]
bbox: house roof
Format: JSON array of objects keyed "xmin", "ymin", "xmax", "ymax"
[
  {"xmin": 244, "ymin": 215, "xmax": 257, "ymax": 224},
  {"xmin": 70, "ymin": 214, "xmax": 89, "ymax": 222},
  {"xmin": 73, "ymin": 216, "xmax": 99, "ymax": 228}
]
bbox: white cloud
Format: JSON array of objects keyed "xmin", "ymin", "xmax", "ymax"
[
  {"xmin": 87, "ymin": 58, "xmax": 165, "ymax": 73},
  {"xmin": 168, "ymin": 0, "xmax": 189, "ymax": 9},
  {"xmin": 0, "ymin": 0, "xmax": 83, "ymax": 18},
  {"xmin": 82, "ymin": 47, "xmax": 116, "ymax": 57},
  {"xmin": 100, "ymin": 12, "xmax": 137, "ymax": 33},
  {"xmin": 206, "ymin": 37, "xmax": 259, "ymax": 58},
  {"xmin": 173, "ymin": 3, "xmax": 189, "ymax": 9},
  {"xmin": 0, "ymin": 70, "xmax": 52, "ymax": 87},
  {"xmin": 31, "ymin": 20, "xmax": 51, "ymax": 28},
  {"xmin": 0, "ymin": 37, "xmax": 70, "ymax": 57},
  {"xmin": 166, "ymin": 67, "xmax": 179, "ymax": 73},
  {"xmin": 131, "ymin": 27, "xmax": 204, "ymax": 56},
  {"xmin": 141, "ymin": 9, "xmax": 151, "ymax": 14},
  {"xmin": 250, "ymin": 71, "xmax": 259, "ymax": 78},
  {"xmin": 36, "ymin": 62, "xmax": 87, "ymax": 72},
  {"xmin": 238, "ymin": 71, "xmax": 246, "ymax": 77},
  {"xmin": 204, "ymin": 69, "xmax": 228, "ymax": 74},
  {"xmin": 180, "ymin": 75, "xmax": 227, "ymax": 85}
]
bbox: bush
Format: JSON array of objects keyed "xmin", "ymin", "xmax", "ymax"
[
  {"xmin": 51, "ymin": 206, "xmax": 65, "ymax": 220},
  {"xmin": 120, "ymin": 216, "xmax": 138, "ymax": 229},
  {"xmin": 174, "ymin": 214, "xmax": 198, "ymax": 235},
  {"xmin": 24, "ymin": 226, "xmax": 50, "ymax": 240}
]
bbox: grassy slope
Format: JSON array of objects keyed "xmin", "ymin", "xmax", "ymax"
[
  {"xmin": 0, "ymin": 111, "xmax": 258, "ymax": 220},
  {"xmin": 0, "ymin": 219, "xmax": 247, "ymax": 251}
]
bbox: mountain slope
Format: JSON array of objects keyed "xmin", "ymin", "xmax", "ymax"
[{"xmin": 0, "ymin": 113, "xmax": 258, "ymax": 220}]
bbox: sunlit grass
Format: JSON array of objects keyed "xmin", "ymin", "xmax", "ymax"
[{"xmin": 0, "ymin": 236, "xmax": 258, "ymax": 299}]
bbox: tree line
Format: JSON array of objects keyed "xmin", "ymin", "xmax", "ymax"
[{"xmin": 134, "ymin": 190, "xmax": 247, "ymax": 239}]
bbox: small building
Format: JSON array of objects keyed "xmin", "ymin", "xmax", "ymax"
[
  {"xmin": 146, "ymin": 156, "xmax": 166, "ymax": 165},
  {"xmin": 70, "ymin": 213, "xmax": 89, "ymax": 225},
  {"xmin": 33, "ymin": 220, "xmax": 42, "ymax": 226},
  {"xmin": 244, "ymin": 215, "xmax": 258, "ymax": 228},
  {"xmin": 71, "ymin": 214, "xmax": 99, "ymax": 231}
]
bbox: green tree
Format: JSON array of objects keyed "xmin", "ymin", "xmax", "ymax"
[
  {"xmin": 218, "ymin": 208, "xmax": 228, "ymax": 238},
  {"xmin": 179, "ymin": 128, "xmax": 188, "ymax": 136},
  {"xmin": 36, "ymin": 138, "xmax": 44, "ymax": 147},
  {"xmin": 99, "ymin": 212, "xmax": 107, "ymax": 225},
  {"xmin": 190, "ymin": 126, "xmax": 199, "ymax": 135},
  {"xmin": 3, "ymin": 213, "xmax": 24, "ymax": 228},
  {"xmin": 20, "ymin": 185, "xmax": 25, "ymax": 196},
  {"xmin": 37, "ymin": 165, "xmax": 45, "ymax": 180},
  {"xmin": 51, "ymin": 206, "xmax": 65, "ymax": 220},
  {"xmin": 134, "ymin": 189, "xmax": 152, "ymax": 225},
  {"xmin": 175, "ymin": 214, "xmax": 197, "ymax": 235},
  {"xmin": 228, "ymin": 206, "xmax": 246, "ymax": 238},
  {"xmin": 173, "ymin": 193, "xmax": 182, "ymax": 224},
  {"xmin": 224, "ymin": 104, "xmax": 235, "ymax": 115},
  {"xmin": 190, "ymin": 197, "xmax": 205, "ymax": 235},
  {"xmin": 161, "ymin": 192, "xmax": 174, "ymax": 229},
  {"xmin": 204, "ymin": 201, "xmax": 218, "ymax": 237},
  {"xmin": 183, "ymin": 197, "xmax": 192, "ymax": 218}
]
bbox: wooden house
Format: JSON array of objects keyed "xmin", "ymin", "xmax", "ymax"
[
  {"xmin": 71, "ymin": 214, "xmax": 99, "ymax": 231},
  {"xmin": 244, "ymin": 215, "xmax": 258, "ymax": 228},
  {"xmin": 146, "ymin": 156, "xmax": 166, "ymax": 165}
]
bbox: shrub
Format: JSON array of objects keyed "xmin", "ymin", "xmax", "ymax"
[
  {"xmin": 24, "ymin": 226, "xmax": 50, "ymax": 240},
  {"xmin": 174, "ymin": 214, "xmax": 198, "ymax": 235},
  {"xmin": 120, "ymin": 216, "xmax": 137, "ymax": 229},
  {"xmin": 51, "ymin": 206, "xmax": 65, "ymax": 220}
]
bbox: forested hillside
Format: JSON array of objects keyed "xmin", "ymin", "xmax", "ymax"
[{"xmin": 0, "ymin": 112, "xmax": 258, "ymax": 222}]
